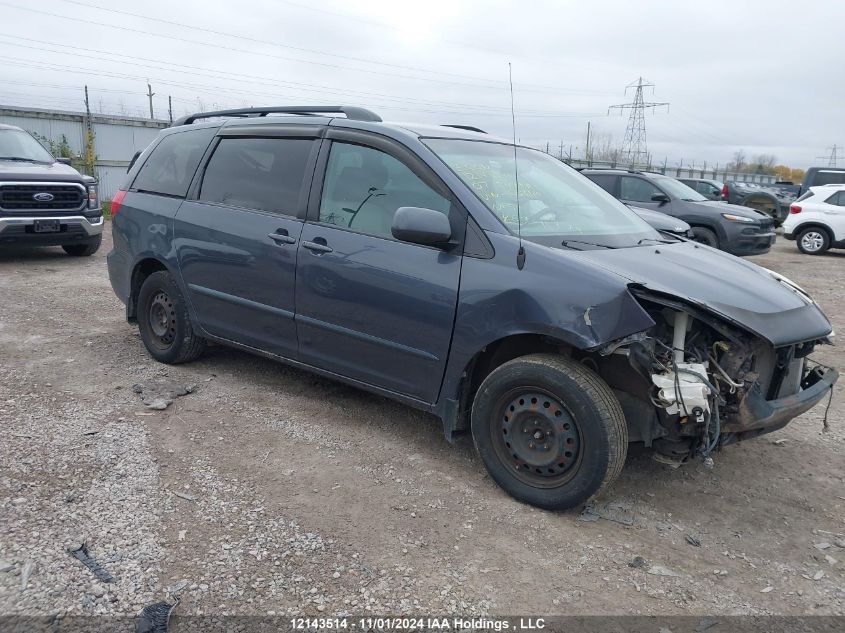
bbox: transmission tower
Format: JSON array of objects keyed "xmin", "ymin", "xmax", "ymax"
[
  {"xmin": 816, "ymin": 144, "xmax": 843, "ymax": 167},
  {"xmin": 608, "ymin": 77, "xmax": 669, "ymax": 166}
]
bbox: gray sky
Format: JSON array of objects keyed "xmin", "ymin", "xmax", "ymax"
[{"xmin": 1, "ymin": 0, "xmax": 842, "ymax": 168}]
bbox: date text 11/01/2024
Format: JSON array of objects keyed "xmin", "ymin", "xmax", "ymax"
[{"xmin": 290, "ymin": 617, "xmax": 546, "ymax": 631}]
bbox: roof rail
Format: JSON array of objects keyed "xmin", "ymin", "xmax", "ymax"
[
  {"xmin": 441, "ymin": 124, "xmax": 487, "ymax": 134},
  {"xmin": 173, "ymin": 106, "xmax": 382, "ymax": 126}
]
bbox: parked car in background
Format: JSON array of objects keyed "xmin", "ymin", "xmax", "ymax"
[
  {"xmin": 583, "ymin": 169, "xmax": 775, "ymax": 255},
  {"xmin": 678, "ymin": 177, "xmax": 722, "ymax": 201},
  {"xmin": 628, "ymin": 205, "xmax": 693, "ymax": 238},
  {"xmin": 798, "ymin": 167, "xmax": 845, "ymax": 195},
  {"xmin": 106, "ymin": 106, "xmax": 837, "ymax": 511},
  {"xmin": 0, "ymin": 123, "xmax": 102, "ymax": 255},
  {"xmin": 783, "ymin": 184, "xmax": 845, "ymax": 254},
  {"xmin": 721, "ymin": 180, "xmax": 790, "ymax": 225}
]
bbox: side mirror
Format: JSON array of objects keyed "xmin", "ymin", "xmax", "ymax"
[
  {"xmin": 651, "ymin": 193, "xmax": 670, "ymax": 205},
  {"xmin": 391, "ymin": 206, "xmax": 451, "ymax": 246},
  {"xmin": 55, "ymin": 157, "xmax": 72, "ymax": 165}
]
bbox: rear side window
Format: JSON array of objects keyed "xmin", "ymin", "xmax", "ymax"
[
  {"xmin": 824, "ymin": 191, "xmax": 845, "ymax": 206},
  {"xmin": 132, "ymin": 128, "xmax": 216, "ymax": 197},
  {"xmin": 812, "ymin": 171, "xmax": 845, "ymax": 187},
  {"xmin": 199, "ymin": 137, "xmax": 314, "ymax": 216},
  {"xmin": 585, "ymin": 173, "xmax": 616, "ymax": 194}
]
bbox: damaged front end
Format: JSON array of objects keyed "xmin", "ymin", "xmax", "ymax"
[{"xmin": 589, "ymin": 289, "xmax": 838, "ymax": 465}]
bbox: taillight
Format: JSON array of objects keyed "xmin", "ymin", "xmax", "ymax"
[
  {"xmin": 720, "ymin": 184, "xmax": 728, "ymax": 200},
  {"xmin": 790, "ymin": 204, "xmax": 801, "ymax": 214},
  {"xmin": 110, "ymin": 189, "xmax": 127, "ymax": 216}
]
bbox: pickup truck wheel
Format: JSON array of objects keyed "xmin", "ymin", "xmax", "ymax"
[
  {"xmin": 471, "ymin": 354, "xmax": 627, "ymax": 510},
  {"xmin": 690, "ymin": 226, "xmax": 719, "ymax": 249},
  {"xmin": 137, "ymin": 271, "xmax": 206, "ymax": 364},
  {"xmin": 796, "ymin": 227, "xmax": 830, "ymax": 255},
  {"xmin": 62, "ymin": 235, "xmax": 101, "ymax": 256}
]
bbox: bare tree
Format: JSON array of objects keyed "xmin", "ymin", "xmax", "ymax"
[{"xmin": 728, "ymin": 149, "xmax": 747, "ymax": 172}]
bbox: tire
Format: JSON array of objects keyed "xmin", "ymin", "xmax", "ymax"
[
  {"xmin": 137, "ymin": 271, "xmax": 206, "ymax": 364},
  {"xmin": 796, "ymin": 227, "xmax": 830, "ymax": 255},
  {"xmin": 471, "ymin": 354, "xmax": 627, "ymax": 510},
  {"xmin": 62, "ymin": 235, "xmax": 101, "ymax": 257},
  {"xmin": 690, "ymin": 226, "xmax": 720, "ymax": 249}
]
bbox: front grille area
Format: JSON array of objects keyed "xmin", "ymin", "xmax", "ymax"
[{"xmin": 0, "ymin": 184, "xmax": 85, "ymax": 213}]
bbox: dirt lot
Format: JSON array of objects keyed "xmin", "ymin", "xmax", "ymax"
[{"xmin": 1, "ymin": 229, "xmax": 843, "ymax": 620}]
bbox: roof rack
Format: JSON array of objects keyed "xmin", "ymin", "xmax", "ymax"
[
  {"xmin": 173, "ymin": 106, "xmax": 382, "ymax": 126},
  {"xmin": 441, "ymin": 124, "xmax": 487, "ymax": 134}
]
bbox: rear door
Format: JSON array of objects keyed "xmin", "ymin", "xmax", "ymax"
[
  {"xmin": 294, "ymin": 131, "xmax": 464, "ymax": 403},
  {"xmin": 174, "ymin": 127, "xmax": 321, "ymax": 359},
  {"xmin": 822, "ymin": 190, "xmax": 845, "ymax": 240}
]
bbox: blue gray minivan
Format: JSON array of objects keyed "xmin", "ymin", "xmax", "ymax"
[{"xmin": 107, "ymin": 106, "xmax": 837, "ymax": 510}]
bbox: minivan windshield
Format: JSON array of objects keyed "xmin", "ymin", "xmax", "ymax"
[
  {"xmin": 0, "ymin": 129, "xmax": 55, "ymax": 163},
  {"xmin": 425, "ymin": 139, "xmax": 664, "ymax": 249}
]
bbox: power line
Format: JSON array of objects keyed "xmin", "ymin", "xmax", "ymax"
[
  {"xmin": 608, "ymin": 77, "xmax": 669, "ymax": 166},
  {"xmin": 0, "ymin": 33, "xmax": 606, "ymax": 115},
  {"xmin": 0, "ymin": 1, "xmax": 610, "ymax": 97}
]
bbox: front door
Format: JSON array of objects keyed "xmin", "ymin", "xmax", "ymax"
[
  {"xmin": 620, "ymin": 175, "xmax": 672, "ymax": 213},
  {"xmin": 175, "ymin": 134, "xmax": 319, "ymax": 359},
  {"xmin": 294, "ymin": 136, "xmax": 464, "ymax": 403}
]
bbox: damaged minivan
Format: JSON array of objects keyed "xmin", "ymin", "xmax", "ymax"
[{"xmin": 107, "ymin": 106, "xmax": 838, "ymax": 510}]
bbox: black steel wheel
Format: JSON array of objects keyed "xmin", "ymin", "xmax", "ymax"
[
  {"xmin": 137, "ymin": 271, "xmax": 206, "ymax": 364},
  {"xmin": 494, "ymin": 389, "xmax": 582, "ymax": 488},
  {"xmin": 472, "ymin": 354, "xmax": 627, "ymax": 510}
]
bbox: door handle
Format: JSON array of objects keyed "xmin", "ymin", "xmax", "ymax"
[
  {"xmin": 268, "ymin": 231, "xmax": 296, "ymax": 245},
  {"xmin": 302, "ymin": 240, "xmax": 333, "ymax": 254}
]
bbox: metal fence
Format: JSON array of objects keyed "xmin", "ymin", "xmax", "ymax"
[
  {"xmin": 563, "ymin": 158, "xmax": 776, "ymax": 184},
  {"xmin": 0, "ymin": 105, "xmax": 168, "ymax": 199}
]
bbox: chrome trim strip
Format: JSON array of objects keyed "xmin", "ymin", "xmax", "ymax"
[{"xmin": 0, "ymin": 215, "xmax": 103, "ymax": 236}]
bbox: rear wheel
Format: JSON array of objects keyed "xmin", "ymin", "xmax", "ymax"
[
  {"xmin": 62, "ymin": 235, "xmax": 101, "ymax": 257},
  {"xmin": 137, "ymin": 271, "xmax": 206, "ymax": 364},
  {"xmin": 471, "ymin": 354, "xmax": 627, "ymax": 510},
  {"xmin": 796, "ymin": 227, "xmax": 830, "ymax": 255},
  {"xmin": 691, "ymin": 226, "xmax": 720, "ymax": 249}
]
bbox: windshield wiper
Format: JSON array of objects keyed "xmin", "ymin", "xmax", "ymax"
[
  {"xmin": 637, "ymin": 236, "xmax": 675, "ymax": 245},
  {"xmin": 0, "ymin": 156, "xmax": 39, "ymax": 162},
  {"xmin": 561, "ymin": 239, "xmax": 616, "ymax": 250}
]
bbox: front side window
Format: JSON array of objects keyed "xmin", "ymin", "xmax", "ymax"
[
  {"xmin": 199, "ymin": 137, "xmax": 314, "ymax": 215},
  {"xmin": 425, "ymin": 139, "xmax": 660, "ymax": 248},
  {"xmin": 621, "ymin": 177, "xmax": 663, "ymax": 203},
  {"xmin": 0, "ymin": 129, "xmax": 54, "ymax": 163},
  {"xmin": 132, "ymin": 127, "xmax": 216, "ymax": 197},
  {"xmin": 319, "ymin": 142, "xmax": 450, "ymax": 239}
]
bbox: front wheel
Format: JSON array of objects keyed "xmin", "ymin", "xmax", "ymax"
[
  {"xmin": 471, "ymin": 354, "xmax": 627, "ymax": 510},
  {"xmin": 62, "ymin": 235, "xmax": 101, "ymax": 256},
  {"xmin": 137, "ymin": 271, "xmax": 206, "ymax": 364},
  {"xmin": 690, "ymin": 226, "xmax": 720, "ymax": 249}
]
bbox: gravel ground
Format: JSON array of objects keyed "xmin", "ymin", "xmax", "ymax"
[{"xmin": 1, "ymin": 229, "xmax": 843, "ymax": 621}]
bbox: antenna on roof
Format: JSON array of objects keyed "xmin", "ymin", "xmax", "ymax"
[{"xmin": 509, "ymin": 63, "xmax": 525, "ymax": 271}]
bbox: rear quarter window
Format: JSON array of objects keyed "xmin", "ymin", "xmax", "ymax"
[
  {"xmin": 131, "ymin": 127, "xmax": 217, "ymax": 197},
  {"xmin": 584, "ymin": 173, "xmax": 616, "ymax": 194}
]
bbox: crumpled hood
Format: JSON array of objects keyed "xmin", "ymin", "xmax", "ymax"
[
  {"xmin": 0, "ymin": 159, "xmax": 84, "ymax": 182},
  {"xmin": 573, "ymin": 241, "xmax": 832, "ymax": 346}
]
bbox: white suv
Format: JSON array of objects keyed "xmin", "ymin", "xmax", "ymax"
[{"xmin": 783, "ymin": 184, "xmax": 845, "ymax": 254}]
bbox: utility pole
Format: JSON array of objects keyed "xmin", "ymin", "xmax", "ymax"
[
  {"xmin": 146, "ymin": 82, "xmax": 155, "ymax": 119},
  {"xmin": 83, "ymin": 85, "xmax": 95, "ymax": 176},
  {"xmin": 559, "ymin": 140, "xmax": 563, "ymax": 160},
  {"xmin": 585, "ymin": 121, "xmax": 591, "ymax": 165},
  {"xmin": 608, "ymin": 77, "xmax": 669, "ymax": 167},
  {"xmin": 817, "ymin": 144, "xmax": 843, "ymax": 167},
  {"xmin": 168, "ymin": 95, "xmax": 173, "ymax": 124}
]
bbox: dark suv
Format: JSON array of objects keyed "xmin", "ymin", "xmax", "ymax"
[
  {"xmin": 583, "ymin": 169, "xmax": 775, "ymax": 255},
  {"xmin": 0, "ymin": 123, "xmax": 102, "ymax": 255},
  {"xmin": 107, "ymin": 106, "xmax": 837, "ymax": 510}
]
